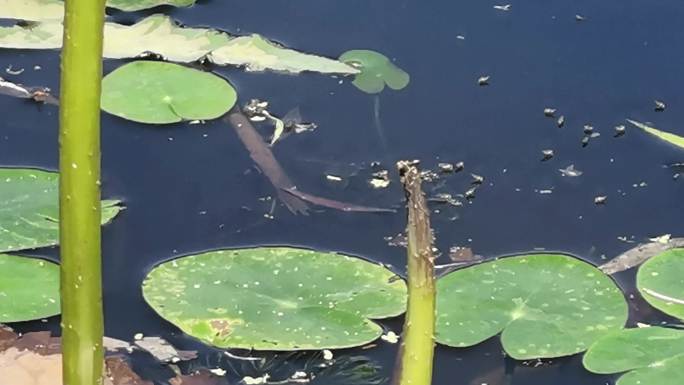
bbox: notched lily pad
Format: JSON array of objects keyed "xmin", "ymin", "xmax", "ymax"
[
  {"xmin": 0, "ymin": 168, "xmax": 123, "ymax": 253},
  {"xmin": 435, "ymin": 254, "xmax": 628, "ymax": 359},
  {"xmin": 636, "ymin": 248, "xmax": 684, "ymax": 320},
  {"xmin": 101, "ymin": 61, "xmax": 237, "ymax": 124},
  {"xmin": 142, "ymin": 247, "xmax": 407, "ymax": 350},
  {"xmin": 0, "ymin": 254, "xmax": 59, "ymax": 322},
  {"xmin": 339, "ymin": 50, "xmax": 410, "ymax": 94},
  {"xmin": 583, "ymin": 327, "xmax": 684, "ymax": 385}
]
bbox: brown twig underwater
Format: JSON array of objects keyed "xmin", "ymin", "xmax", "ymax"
[{"xmin": 227, "ymin": 107, "xmax": 395, "ymax": 215}]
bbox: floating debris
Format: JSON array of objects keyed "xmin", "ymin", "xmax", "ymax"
[
  {"xmin": 493, "ymin": 4, "xmax": 511, "ymax": 11},
  {"xmin": 370, "ymin": 170, "xmax": 390, "ymax": 189},
  {"xmin": 325, "ymin": 174, "xmax": 343, "ymax": 182},
  {"xmin": 543, "ymin": 108, "xmax": 556, "ymax": 117},
  {"xmin": 464, "ymin": 187, "xmax": 477, "ymax": 200},
  {"xmin": 654, "ymin": 100, "xmax": 666, "ymax": 112},
  {"xmin": 541, "ymin": 149, "xmax": 554, "ymax": 161},
  {"xmin": 429, "ymin": 193, "xmax": 463, "ymax": 207},
  {"xmin": 594, "ymin": 195, "xmax": 607, "ymax": 205},
  {"xmin": 419, "ymin": 169, "xmax": 439, "ymax": 183},
  {"xmin": 559, "ymin": 164, "xmax": 583, "ymax": 177},
  {"xmin": 5, "ymin": 65, "xmax": 24, "ymax": 75},
  {"xmin": 381, "ymin": 331, "xmax": 400, "ymax": 344},
  {"xmin": 384, "ymin": 232, "xmax": 408, "ymax": 248},
  {"xmin": 470, "ymin": 173, "xmax": 484, "ymax": 185},
  {"xmin": 581, "ymin": 136, "xmax": 590, "ymax": 147},
  {"xmin": 575, "ymin": 14, "xmax": 586, "ymax": 21},
  {"xmin": 557, "ymin": 115, "xmax": 565, "ymax": 128},
  {"xmin": 478, "ymin": 75, "xmax": 490, "ymax": 86},
  {"xmin": 438, "ymin": 162, "xmax": 455, "ymax": 173},
  {"xmin": 614, "ymin": 125, "xmax": 626, "ymax": 137}
]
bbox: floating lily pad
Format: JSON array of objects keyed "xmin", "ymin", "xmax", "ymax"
[
  {"xmin": 435, "ymin": 254, "xmax": 628, "ymax": 359},
  {"xmin": 210, "ymin": 34, "xmax": 357, "ymax": 74},
  {"xmin": 106, "ymin": 0, "xmax": 195, "ymax": 12},
  {"xmin": 101, "ymin": 61, "xmax": 237, "ymax": 124},
  {"xmin": 142, "ymin": 247, "xmax": 407, "ymax": 350},
  {"xmin": 627, "ymin": 119, "xmax": 684, "ymax": 150},
  {"xmin": 339, "ymin": 50, "xmax": 410, "ymax": 93},
  {"xmin": 0, "ymin": 15, "xmax": 359, "ymax": 75},
  {"xmin": 0, "ymin": 168, "xmax": 122, "ymax": 253},
  {"xmin": 0, "ymin": 0, "xmax": 63, "ymax": 21},
  {"xmin": 636, "ymin": 248, "xmax": 684, "ymax": 320},
  {"xmin": 583, "ymin": 327, "xmax": 684, "ymax": 385},
  {"xmin": 0, "ymin": 0, "xmax": 195, "ymax": 20},
  {"xmin": 0, "ymin": 254, "xmax": 60, "ymax": 322}
]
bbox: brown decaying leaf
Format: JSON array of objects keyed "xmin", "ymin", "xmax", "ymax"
[
  {"xmin": 0, "ymin": 327, "xmax": 152, "ymax": 385},
  {"xmin": 599, "ymin": 237, "xmax": 684, "ymax": 274},
  {"xmin": 169, "ymin": 369, "xmax": 227, "ymax": 385}
]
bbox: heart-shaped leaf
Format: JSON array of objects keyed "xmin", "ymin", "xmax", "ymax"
[
  {"xmin": 435, "ymin": 254, "xmax": 628, "ymax": 359},
  {"xmin": 583, "ymin": 326, "xmax": 684, "ymax": 385},
  {"xmin": 0, "ymin": 168, "xmax": 123, "ymax": 253},
  {"xmin": 142, "ymin": 247, "xmax": 407, "ymax": 350},
  {"xmin": 0, "ymin": 254, "xmax": 59, "ymax": 322},
  {"xmin": 637, "ymin": 248, "xmax": 684, "ymax": 320},
  {"xmin": 101, "ymin": 61, "xmax": 237, "ymax": 124},
  {"xmin": 339, "ymin": 50, "xmax": 410, "ymax": 94}
]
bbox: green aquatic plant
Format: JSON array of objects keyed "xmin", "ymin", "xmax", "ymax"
[
  {"xmin": 393, "ymin": 162, "xmax": 436, "ymax": 385},
  {"xmin": 435, "ymin": 253, "xmax": 628, "ymax": 359},
  {"xmin": 0, "ymin": 0, "xmax": 195, "ymax": 20},
  {"xmin": 627, "ymin": 119, "xmax": 684, "ymax": 150},
  {"xmin": 0, "ymin": 14, "xmax": 360, "ymax": 75},
  {"xmin": 0, "ymin": 168, "xmax": 122, "ymax": 253},
  {"xmin": 101, "ymin": 61, "xmax": 237, "ymax": 124},
  {"xmin": 58, "ymin": 0, "xmax": 108, "ymax": 383},
  {"xmin": 583, "ymin": 326, "xmax": 684, "ymax": 385},
  {"xmin": 142, "ymin": 247, "xmax": 407, "ymax": 350},
  {"xmin": 0, "ymin": 254, "xmax": 59, "ymax": 322},
  {"xmin": 339, "ymin": 49, "xmax": 410, "ymax": 94},
  {"xmin": 636, "ymin": 248, "xmax": 684, "ymax": 320}
]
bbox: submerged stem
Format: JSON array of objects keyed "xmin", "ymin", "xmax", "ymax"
[
  {"xmin": 59, "ymin": 0, "xmax": 107, "ymax": 384},
  {"xmin": 393, "ymin": 161, "xmax": 436, "ymax": 385}
]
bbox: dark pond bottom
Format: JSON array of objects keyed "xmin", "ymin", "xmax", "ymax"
[{"xmin": 2, "ymin": 0, "xmax": 683, "ymax": 384}]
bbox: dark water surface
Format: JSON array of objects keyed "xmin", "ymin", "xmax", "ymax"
[{"xmin": 1, "ymin": 0, "xmax": 683, "ymax": 384}]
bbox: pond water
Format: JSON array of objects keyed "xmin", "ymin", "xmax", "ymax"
[{"xmin": 1, "ymin": 0, "xmax": 683, "ymax": 384}]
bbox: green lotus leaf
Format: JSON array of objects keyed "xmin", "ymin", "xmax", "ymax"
[
  {"xmin": 0, "ymin": 254, "xmax": 60, "ymax": 322},
  {"xmin": 0, "ymin": 168, "xmax": 123, "ymax": 253},
  {"xmin": 142, "ymin": 247, "xmax": 407, "ymax": 350},
  {"xmin": 583, "ymin": 327, "xmax": 684, "ymax": 385},
  {"xmin": 637, "ymin": 248, "xmax": 684, "ymax": 320},
  {"xmin": 435, "ymin": 254, "xmax": 628, "ymax": 359},
  {"xmin": 101, "ymin": 61, "xmax": 237, "ymax": 124},
  {"xmin": 339, "ymin": 50, "xmax": 410, "ymax": 94}
]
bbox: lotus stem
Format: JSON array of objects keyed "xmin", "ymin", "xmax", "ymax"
[
  {"xmin": 393, "ymin": 161, "xmax": 436, "ymax": 385},
  {"xmin": 59, "ymin": 0, "xmax": 107, "ymax": 384}
]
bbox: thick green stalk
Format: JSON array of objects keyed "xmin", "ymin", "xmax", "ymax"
[
  {"xmin": 393, "ymin": 161, "xmax": 436, "ymax": 385},
  {"xmin": 59, "ymin": 0, "xmax": 107, "ymax": 384}
]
